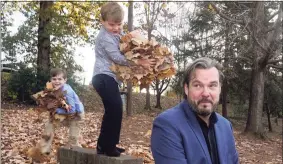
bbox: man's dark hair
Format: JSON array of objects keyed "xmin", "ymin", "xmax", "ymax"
[{"xmin": 182, "ymin": 57, "xmax": 224, "ymax": 99}]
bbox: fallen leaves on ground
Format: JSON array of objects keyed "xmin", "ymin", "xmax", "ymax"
[{"xmin": 1, "ymin": 107, "xmax": 282, "ymax": 164}]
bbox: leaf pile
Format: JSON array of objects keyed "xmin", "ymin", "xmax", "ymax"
[{"xmin": 110, "ymin": 33, "xmax": 176, "ymax": 88}]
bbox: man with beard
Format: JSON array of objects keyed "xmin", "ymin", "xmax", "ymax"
[{"xmin": 151, "ymin": 57, "xmax": 239, "ymax": 164}]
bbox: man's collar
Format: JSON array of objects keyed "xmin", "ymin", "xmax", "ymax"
[
  {"xmin": 209, "ymin": 111, "xmax": 218, "ymax": 124},
  {"xmin": 191, "ymin": 107, "xmax": 218, "ymax": 127},
  {"xmin": 180, "ymin": 100, "xmax": 219, "ymax": 126}
]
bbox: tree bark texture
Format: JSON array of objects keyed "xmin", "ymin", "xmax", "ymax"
[
  {"xmin": 126, "ymin": 1, "xmax": 134, "ymax": 116},
  {"xmin": 37, "ymin": 1, "xmax": 53, "ymax": 76}
]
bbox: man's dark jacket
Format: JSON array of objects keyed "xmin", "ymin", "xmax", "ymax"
[{"xmin": 151, "ymin": 100, "xmax": 239, "ymax": 164}]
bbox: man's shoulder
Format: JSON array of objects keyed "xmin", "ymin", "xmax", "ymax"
[
  {"xmin": 215, "ymin": 112, "xmax": 232, "ymax": 126},
  {"xmin": 155, "ymin": 103, "xmax": 184, "ymax": 122}
]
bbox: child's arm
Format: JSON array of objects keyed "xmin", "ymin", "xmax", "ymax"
[
  {"xmin": 55, "ymin": 86, "xmax": 76, "ymax": 114},
  {"xmin": 103, "ymin": 31, "xmax": 156, "ymax": 68},
  {"xmin": 62, "ymin": 85, "xmax": 84, "ymax": 114},
  {"xmin": 64, "ymin": 92, "xmax": 75, "ymax": 112},
  {"xmin": 104, "ymin": 40, "xmax": 128, "ymax": 66}
]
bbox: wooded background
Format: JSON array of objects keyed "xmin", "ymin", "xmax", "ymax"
[{"xmin": 1, "ymin": 1, "xmax": 282, "ymax": 138}]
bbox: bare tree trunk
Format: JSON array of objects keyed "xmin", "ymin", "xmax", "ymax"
[
  {"xmin": 145, "ymin": 86, "xmax": 151, "ymax": 110},
  {"xmin": 37, "ymin": 1, "xmax": 53, "ymax": 85},
  {"xmin": 144, "ymin": 22, "xmax": 152, "ymax": 110},
  {"xmin": 274, "ymin": 111, "xmax": 279, "ymax": 126},
  {"xmin": 143, "ymin": 2, "xmax": 166, "ymax": 110},
  {"xmin": 221, "ymin": 78, "xmax": 228, "ymax": 118},
  {"xmin": 245, "ymin": 2, "xmax": 267, "ymax": 137},
  {"xmin": 245, "ymin": 66, "xmax": 265, "ymax": 136},
  {"xmin": 155, "ymin": 93, "xmax": 161, "ymax": 109},
  {"xmin": 265, "ymin": 102, "xmax": 272, "ymax": 132},
  {"xmin": 155, "ymin": 79, "xmax": 162, "ymax": 109},
  {"xmin": 126, "ymin": 1, "xmax": 134, "ymax": 116},
  {"xmin": 222, "ymin": 22, "xmax": 231, "ymax": 118}
]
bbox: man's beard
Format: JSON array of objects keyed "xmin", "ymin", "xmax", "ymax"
[{"xmin": 188, "ymin": 98, "xmax": 218, "ymax": 117}]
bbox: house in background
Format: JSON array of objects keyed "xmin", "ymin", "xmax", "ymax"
[{"xmin": 1, "ymin": 61, "xmax": 18, "ymax": 73}]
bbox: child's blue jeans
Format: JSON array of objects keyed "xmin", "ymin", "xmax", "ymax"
[{"xmin": 92, "ymin": 74, "xmax": 123, "ymax": 151}]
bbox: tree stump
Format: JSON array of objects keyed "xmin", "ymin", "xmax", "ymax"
[{"xmin": 57, "ymin": 146, "xmax": 143, "ymax": 164}]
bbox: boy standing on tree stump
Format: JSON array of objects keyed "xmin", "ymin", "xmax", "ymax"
[{"xmin": 92, "ymin": 2, "xmax": 155, "ymax": 157}]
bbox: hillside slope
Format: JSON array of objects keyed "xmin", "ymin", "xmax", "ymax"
[{"xmin": 79, "ymin": 86, "xmax": 180, "ymax": 113}]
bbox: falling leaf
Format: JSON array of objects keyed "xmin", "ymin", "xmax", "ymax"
[
  {"xmin": 208, "ymin": 4, "xmax": 215, "ymax": 12},
  {"xmin": 46, "ymin": 81, "xmax": 53, "ymax": 90},
  {"xmin": 144, "ymin": 130, "xmax": 151, "ymax": 137}
]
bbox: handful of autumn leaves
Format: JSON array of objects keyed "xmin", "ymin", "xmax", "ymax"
[
  {"xmin": 32, "ymin": 82, "xmax": 71, "ymax": 117},
  {"xmin": 110, "ymin": 32, "xmax": 176, "ymax": 88}
]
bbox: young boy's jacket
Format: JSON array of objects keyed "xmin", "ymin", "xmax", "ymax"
[
  {"xmin": 92, "ymin": 26, "xmax": 128, "ymax": 84},
  {"xmin": 56, "ymin": 84, "xmax": 84, "ymax": 114}
]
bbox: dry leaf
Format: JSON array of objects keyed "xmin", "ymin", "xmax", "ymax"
[
  {"xmin": 46, "ymin": 82, "xmax": 53, "ymax": 90},
  {"xmin": 112, "ymin": 33, "xmax": 176, "ymax": 87},
  {"xmin": 144, "ymin": 130, "xmax": 152, "ymax": 137}
]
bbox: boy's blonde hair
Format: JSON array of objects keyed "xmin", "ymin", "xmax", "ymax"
[
  {"xmin": 50, "ymin": 68, "xmax": 67, "ymax": 79},
  {"xmin": 100, "ymin": 2, "xmax": 124, "ymax": 22}
]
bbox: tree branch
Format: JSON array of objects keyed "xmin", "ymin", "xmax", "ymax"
[
  {"xmin": 154, "ymin": 29, "xmax": 170, "ymax": 42},
  {"xmin": 267, "ymin": 59, "xmax": 281, "ymax": 64},
  {"xmin": 245, "ymin": 25, "xmax": 269, "ymax": 54},
  {"xmin": 144, "ymin": 2, "xmax": 150, "ymax": 30},
  {"xmin": 152, "ymin": 2, "xmax": 163, "ymax": 28},
  {"xmin": 239, "ymin": 44, "xmax": 253, "ymax": 57},
  {"xmin": 159, "ymin": 79, "xmax": 164, "ymax": 92},
  {"xmin": 267, "ymin": 64, "xmax": 283, "ymax": 70},
  {"xmin": 265, "ymin": 26, "xmax": 276, "ymax": 33},
  {"xmin": 267, "ymin": 10, "xmax": 279, "ymax": 22},
  {"xmin": 260, "ymin": 3, "xmax": 282, "ymax": 67},
  {"xmin": 267, "ymin": 3, "xmax": 282, "ymax": 43},
  {"xmin": 210, "ymin": 3, "xmax": 245, "ymax": 25},
  {"xmin": 161, "ymin": 79, "xmax": 171, "ymax": 94},
  {"xmin": 229, "ymin": 21, "xmax": 249, "ymax": 48}
]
